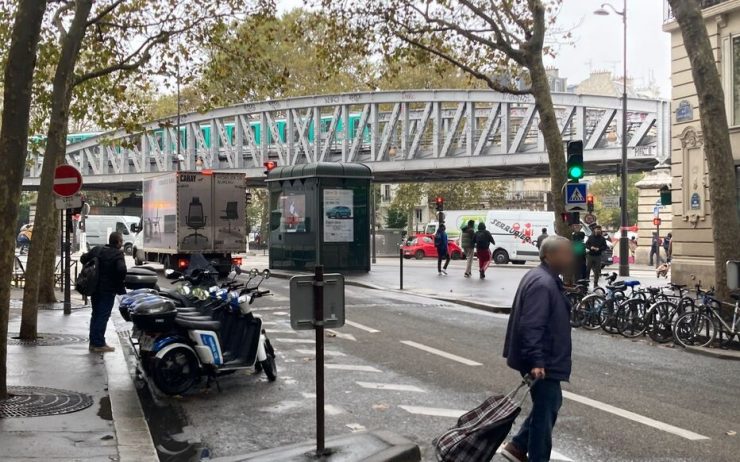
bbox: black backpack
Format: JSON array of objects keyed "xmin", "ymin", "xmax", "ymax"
[{"xmin": 76, "ymin": 255, "xmax": 100, "ymax": 296}]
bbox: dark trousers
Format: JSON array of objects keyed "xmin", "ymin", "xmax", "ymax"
[
  {"xmin": 511, "ymin": 378, "xmax": 563, "ymax": 462},
  {"xmin": 437, "ymin": 253, "xmax": 450, "ymax": 272},
  {"xmin": 585, "ymin": 254, "xmax": 602, "ymax": 286},
  {"xmin": 649, "ymin": 248, "xmax": 661, "ymax": 266},
  {"xmin": 90, "ymin": 292, "xmax": 116, "ymax": 347}
]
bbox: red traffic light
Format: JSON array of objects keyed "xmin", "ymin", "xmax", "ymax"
[
  {"xmin": 653, "ymin": 217, "xmax": 662, "ymax": 226},
  {"xmin": 586, "ymin": 194, "xmax": 594, "ymax": 205},
  {"xmin": 435, "ymin": 196, "xmax": 444, "ymax": 205}
]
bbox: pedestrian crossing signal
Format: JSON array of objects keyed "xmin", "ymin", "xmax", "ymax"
[
  {"xmin": 567, "ymin": 140, "xmax": 584, "ymax": 181},
  {"xmin": 435, "ymin": 196, "xmax": 444, "ymax": 212},
  {"xmin": 586, "ymin": 194, "xmax": 594, "ymax": 213}
]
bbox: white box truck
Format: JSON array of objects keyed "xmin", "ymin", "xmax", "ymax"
[{"xmin": 134, "ymin": 171, "xmax": 246, "ymax": 276}]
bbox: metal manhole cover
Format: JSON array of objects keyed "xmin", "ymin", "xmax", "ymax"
[
  {"xmin": 0, "ymin": 386, "xmax": 93, "ymax": 418},
  {"xmin": 8, "ymin": 333, "xmax": 88, "ymax": 346}
]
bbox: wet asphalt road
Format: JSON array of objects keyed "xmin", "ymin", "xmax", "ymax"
[{"xmin": 129, "ymin": 272, "xmax": 740, "ymax": 462}]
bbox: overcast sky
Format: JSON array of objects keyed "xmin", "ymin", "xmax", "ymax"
[{"xmin": 277, "ymin": 0, "xmax": 671, "ymax": 98}]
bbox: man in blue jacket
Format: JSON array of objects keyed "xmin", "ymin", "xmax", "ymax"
[{"xmin": 501, "ymin": 235, "xmax": 574, "ymax": 462}]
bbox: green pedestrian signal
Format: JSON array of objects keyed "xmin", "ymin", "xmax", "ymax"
[{"xmin": 567, "ymin": 140, "xmax": 584, "ymax": 181}]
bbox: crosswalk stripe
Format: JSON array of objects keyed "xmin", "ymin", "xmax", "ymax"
[
  {"xmin": 326, "ymin": 329, "xmax": 357, "ymax": 341},
  {"xmin": 400, "ymin": 340, "xmax": 482, "ymax": 366},
  {"xmin": 562, "ymin": 390, "xmax": 709, "ymax": 441},
  {"xmin": 295, "ymin": 349, "xmax": 346, "ymax": 357},
  {"xmin": 356, "ymin": 382, "xmax": 425, "ymax": 392},
  {"xmin": 345, "ymin": 320, "xmax": 380, "ymax": 333},
  {"xmin": 325, "ymin": 364, "xmax": 381, "ymax": 372},
  {"xmin": 273, "ymin": 338, "xmax": 315, "ymax": 344}
]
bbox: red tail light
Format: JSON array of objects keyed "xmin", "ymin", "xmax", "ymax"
[
  {"xmin": 177, "ymin": 258, "xmax": 189, "ymax": 269},
  {"xmin": 231, "ymin": 257, "xmax": 243, "ymax": 266}
]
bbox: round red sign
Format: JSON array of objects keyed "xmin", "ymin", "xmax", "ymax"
[{"xmin": 53, "ymin": 165, "xmax": 83, "ymax": 197}]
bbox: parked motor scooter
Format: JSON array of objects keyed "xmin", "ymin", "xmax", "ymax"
[{"xmin": 120, "ymin": 265, "xmax": 277, "ymax": 395}]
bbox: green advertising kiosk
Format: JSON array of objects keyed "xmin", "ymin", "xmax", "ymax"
[{"xmin": 266, "ymin": 163, "xmax": 372, "ymax": 272}]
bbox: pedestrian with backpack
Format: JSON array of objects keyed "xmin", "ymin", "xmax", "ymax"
[
  {"xmin": 473, "ymin": 223, "xmax": 495, "ymax": 279},
  {"xmin": 79, "ymin": 232, "xmax": 127, "ymax": 353},
  {"xmin": 461, "ymin": 220, "xmax": 476, "ymax": 278},
  {"xmin": 435, "ymin": 224, "xmax": 450, "ymax": 275}
]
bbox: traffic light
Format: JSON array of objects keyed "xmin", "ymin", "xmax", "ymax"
[
  {"xmin": 653, "ymin": 217, "xmax": 662, "ymax": 227},
  {"xmin": 659, "ymin": 185, "xmax": 672, "ymax": 206},
  {"xmin": 567, "ymin": 140, "xmax": 584, "ymax": 181},
  {"xmin": 263, "ymin": 161, "xmax": 278, "ymax": 175},
  {"xmin": 586, "ymin": 194, "xmax": 595, "ymax": 213},
  {"xmin": 435, "ymin": 196, "xmax": 444, "ymax": 212}
]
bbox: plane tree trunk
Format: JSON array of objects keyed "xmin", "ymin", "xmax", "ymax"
[{"xmin": 0, "ymin": 0, "xmax": 47, "ymax": 400}]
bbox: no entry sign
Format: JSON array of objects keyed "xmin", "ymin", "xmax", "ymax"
[{"xmin": 53, "ymin": 165, "xmax": 83, "ymax": 197}]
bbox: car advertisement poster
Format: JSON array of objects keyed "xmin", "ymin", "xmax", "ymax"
[{"xmin": 323, "ymin": 189, "xmax": 353, "ymax": 242}]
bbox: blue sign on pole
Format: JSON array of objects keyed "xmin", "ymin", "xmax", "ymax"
[{"xmin": 565, "ymin": 183, "xmax": 587, "ymax": 212}]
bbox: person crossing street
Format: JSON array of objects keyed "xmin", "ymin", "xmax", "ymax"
[
  {"xmin": 473, "ymin": 223, "xmax": 495, "ymax": 279},
  {"xmin": 461, "ymin": 219, "xmax": 476, "ymax": 278},
  {"xmin": 502, "ymin": 236, "xmax": 574, "ymax": 462},
  {"xmin": 435, "ymin": 224, "xmax": 451, "ymax": 275}
]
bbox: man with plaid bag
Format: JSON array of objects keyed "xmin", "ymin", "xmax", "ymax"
[{"xmin": 502, "ymin": 236, "xmax": 574, "ymax": 462}]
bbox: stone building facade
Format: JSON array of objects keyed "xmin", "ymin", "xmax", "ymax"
[{"xmin": 663, "ymin": 0, "xmax": 740, "ymax": 286}]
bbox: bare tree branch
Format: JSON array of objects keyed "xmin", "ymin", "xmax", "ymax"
[
  {"xmin": 52, "ymin": 2, "xmax": 75, "ymax": 42},
  {"xmin": 396, "ymin": 33, "xmax": 531, "ymax": 95},
  {"xmin": 86, "ymin": 0, "xmax": 125, "ymax": 26},
  {"xmin": 74, "ymin": 33, "xmax": 168, "ymax": 85}
]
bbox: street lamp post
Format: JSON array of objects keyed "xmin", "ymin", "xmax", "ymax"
[{"xmin": 595, "ymin": 1, "xmax": 630, "ymax": 277}]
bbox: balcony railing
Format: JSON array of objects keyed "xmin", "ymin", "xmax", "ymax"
[{"xmin": 664, "ymin": 0, "xmax": 727, "ymax": 23}]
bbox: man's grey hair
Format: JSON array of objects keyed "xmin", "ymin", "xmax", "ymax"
[{"xmin": 539, "ymin": 235, "xmax": 570, "ymax": 262}]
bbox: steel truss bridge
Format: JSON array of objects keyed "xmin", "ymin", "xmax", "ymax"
[{"xmin": 22, "ymin": 90, "xmax": 669, "ymax": 189}]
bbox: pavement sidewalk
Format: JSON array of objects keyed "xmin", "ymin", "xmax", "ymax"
[{"xmin": 0, "ymin": 289, "xmax": 158, "ymax": 461}]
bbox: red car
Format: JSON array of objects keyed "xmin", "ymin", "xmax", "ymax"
[{"xmin": 402, "ymin": 233, "xmax": 464, "ymax": 260}]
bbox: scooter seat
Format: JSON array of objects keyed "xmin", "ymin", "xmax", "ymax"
[
  {"xmin": 175, "ymin": 317, "xmax": 220, "ymax": 331},
  {"xmin": 177, "ymin": 307, "xmax": 199, "ymax": 313}
]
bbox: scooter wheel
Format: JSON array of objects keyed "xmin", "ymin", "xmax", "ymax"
[
  {"xmin": 151, "ymin": 347, "xmax": 200, "ymax": 395},
  {"xmin": 259, "ymin": 356, "xmax": 277, "ymax": 382}
]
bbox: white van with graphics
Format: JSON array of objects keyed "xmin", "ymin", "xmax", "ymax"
[{"xmin": 484, "ymin": 210, "xmax": 555, "ymax": 264}]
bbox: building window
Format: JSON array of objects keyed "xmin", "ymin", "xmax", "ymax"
[
  {"xmin": 733, "ymin": 37, "xmax": 740, "ymax": 125},
  {"xmin": 736, "ymin": 166, "xmax": 740, "ymax": 220}
]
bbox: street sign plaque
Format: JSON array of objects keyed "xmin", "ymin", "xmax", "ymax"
[
  {"xmin": 601, "ymin": 195, "xmax": 620, "ymax": 209},
  {"xmin": 290, "ymin": 274, "xmax": 345, "ymax": 330},
  {"xmin": 583, "ymin": 213, "xmax": 596, "ymax": 225},
  {"xmin": 53, "ymin": 165, "xmax": 83, "ymax": 197},
  {"xmin": 55, "ymin": 193, "xmax": 82, "ymax": 210},
  {"xmin": 565, "ymin": 183, "xmax": 587, "ymax": 212}
]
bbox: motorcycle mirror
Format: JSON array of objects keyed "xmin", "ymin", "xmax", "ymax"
[
  {"xmin": 262, "ymin": 269, "xmax": 271, "ymax": 279},
  {"xmin": 165, "ymin": 269, "xmax": 182, "ymax": 279},
  {"xmin": 249, "ymin": 268, "xmax": 258, "ymax": 278}
]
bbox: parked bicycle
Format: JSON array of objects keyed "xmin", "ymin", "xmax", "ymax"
[{"xmin": 674, "ymin": 292, "xmax": 740, "ymax": 348}]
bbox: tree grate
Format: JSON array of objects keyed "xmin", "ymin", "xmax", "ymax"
[
  {"xmin": 8, "ymin": 333, "xmax": 89, "ymax": 346},
  {"xmin": 0, "ymin": 386, "xmax": 93, "ymax": 418}
]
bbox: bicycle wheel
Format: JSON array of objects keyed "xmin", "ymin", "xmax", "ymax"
[
  {"xmin": 674, "ymin": 311, "xmax": 716, "ymax": 347},
  {"xmin": 646, "ymin": 301, "xmax": 678, "ymax": 343},
  {"xmin": 577, "ymin": 294, "xmax": 605, "ymax": 330},
  {"xmin": 567, "ymin": 292, "xmax": 584, "ymax": 328},
  {"xmin": 617, "ymin": 298, "xmax": 648, "ymax": 338},
  {"xmin": 599, "ymin": 300, "xmax": 620, "ymax": 334}
]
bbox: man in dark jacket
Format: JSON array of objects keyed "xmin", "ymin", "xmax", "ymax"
[
  {"xmin": 535, "ymin": 228, "xmax": 548, "ymax": 249},
  {"xmin": 461, "ymin": 220, "xmax": 476, "ymax": 278},
  {"xmin": 434, "ymin": 224, "xmax": 450, "ymax": 275},
  {"xmin": 80, "ymin": 232, "xmax": 127, "ymax": 352},
  {"xmin": 584, "ymin": 225, "xmax": 608, "ymax": 286},
  {"xmin": 501, "ymin": 236, "xmax": 574, "ymax": 462}
]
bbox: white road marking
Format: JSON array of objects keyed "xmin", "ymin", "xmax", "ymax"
[
  {"xmin": 325, "ymin": 364, "xmax": 381, "ymax": 373},
  {"xmin": 324, "ymin": 405, "xmax": 344, "ymax": 416},
  {"xmin": 346, "ymin": 423, "xmax": 366, "ymax": 433},
  {"xmin": 398, "ymin": 405, "xmax": 465, "ymax": 418},
  {"xmin": 495, "ymin": 448, "xmax": 573, "ymax": 462},
  {"xmin": 295, "ymin": 349, "xmax": 346, "ymax": 357},
  {"xmin": 345, "ymin": 320, "xmax": 380, "ymax": 333},
  {"xmin": 273, "ymin": 338, "xmax": 315, "ymax": 344},
  {"xmin": 562, "ymin": 390, "xmax": 710, "ymax": 441},
  {"xmin": 264, "ymin": 330, "xmax": 297, "ymax": 335},
  {"xmin": 398, "ymin": 406, "xmax": 573, "ymax": 461},
  {"xmin": 273, "ymin": 311, "xmax": 288, "ymax": 316},
  {"xmin": 301, "ymin": 392, "xmax": 316, "ymax": 399},
  {"xmin": 400, "ymin": 340, "xmax": 483, "ymax": 366},
  {"xmin": 356, "ymin": 382, "xmax": 425, "ymax": 392}
]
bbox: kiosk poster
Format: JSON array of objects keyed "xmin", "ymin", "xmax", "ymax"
[{"xmin": 323, "ymin": 189, "xmax": 354, "ymax": 242}]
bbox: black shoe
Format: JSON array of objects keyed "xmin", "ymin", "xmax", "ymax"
[{"xmin": 480, "ymin": 271, "xmax": 485, "ymax": 279}]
